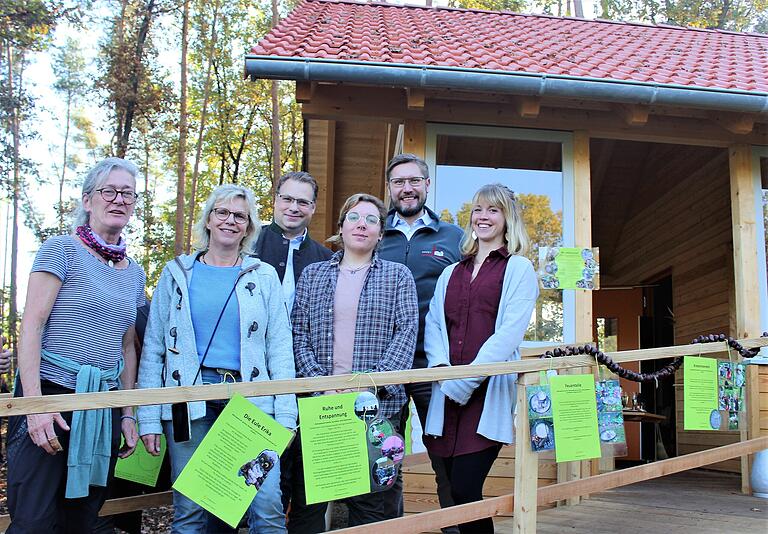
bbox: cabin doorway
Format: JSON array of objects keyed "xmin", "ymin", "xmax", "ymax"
[
  {"xmin": 639, "ymin": 275, "xmax": 676, "ymax": 463},
  {"xmin": 593, "ymin": 288, "xmax": 643, "ymax": 461}
]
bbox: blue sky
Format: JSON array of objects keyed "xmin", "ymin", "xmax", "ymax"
[{"xmin": 429, "ymin": 166, "xmax": 563, "ymax": 221}]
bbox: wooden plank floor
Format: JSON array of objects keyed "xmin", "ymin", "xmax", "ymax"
[{"xmin": 496, "ymin": 469, "xmax": 767, "ymax": 533}]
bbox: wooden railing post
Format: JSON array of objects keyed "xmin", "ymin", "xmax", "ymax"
[{"xmin": 513, "ymin": 371, "xmax": 539, "ymax": 533}]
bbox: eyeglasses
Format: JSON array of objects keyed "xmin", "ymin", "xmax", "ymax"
[
  {"xmin": 96, "ymin": 187, "xmax": 137, "ymax": 205},
  {"xmin": 277, "ymin": 193, "xmax": 314, "ymax": 209},
  {"xmin": 346, "ymin": 211, "xmax": 381, "ymax": 226},
  {"xmin": 388, "ymin": 177, "xmax": 425, "ymax": 188},
  {"xmin": 212, "ymin": 207, "xmax": 249, "ymax": 225}
]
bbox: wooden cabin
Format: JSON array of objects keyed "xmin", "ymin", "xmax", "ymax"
[{"xmin": 246, "ymin": 0, "xmax": 768, "ymax": 509}]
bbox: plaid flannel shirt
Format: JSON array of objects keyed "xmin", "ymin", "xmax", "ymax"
[{"xmin": 291, "ymin": 251, "xmax": 418, "ymax": 418}]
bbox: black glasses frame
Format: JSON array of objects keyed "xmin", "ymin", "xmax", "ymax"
[{"xmin": 96, "ymin": 187, "xmax": 138, "ymax": 205}]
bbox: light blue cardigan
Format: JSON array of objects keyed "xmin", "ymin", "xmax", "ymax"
[
  {"xmin": 137, "ymin": 253, "xmax": 297, "ymax": 435},
  {"xmin": 424, "ymin": 255, "xmax": 539, "ymax": 444}
]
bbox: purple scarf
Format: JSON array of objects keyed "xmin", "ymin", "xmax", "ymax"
[{"xmin": 75, "ymin": 225, "xmax": 127, "ymax": 264}]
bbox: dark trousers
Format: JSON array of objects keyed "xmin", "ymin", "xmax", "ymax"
[
  {"xmin": 91, "ymin": 453, "xmax": 172, "ymax": 534},
  {"xmin": 7, "ymin": 381, "xmax": 121, "ymax": 534},
  {"xmin": 391, "ymin": 381, "xmax": 459, "ymax": 533},
  {"xmin": 286, "ymin": 428, "xmax": 388, "ymax": 533},
  {"xmin": 443, "ymin": 445, "xmax": 502, "ymax": 534}
]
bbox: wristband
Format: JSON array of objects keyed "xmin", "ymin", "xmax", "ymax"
[{"xmin": 121, "ymin": 415, "xmax": 137, "ymax": 422}]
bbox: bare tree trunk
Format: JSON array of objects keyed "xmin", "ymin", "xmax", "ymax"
[
  {"xmin": 185, "ymin": 0, "xmax": 220, "ymax": 253},
  {"xmin": 142, "ymin": 134, "xmax": 151, "ymax": 275},
  {"xmin": 716, "ymin": 0, "xmax": 731, "ymax": 28},
  {"xmin": 174, "ymin": 0, "xmax": 189, "ymax": 255},
  {"xmin": 574, "ymin": 0, "xmax": 584, "ymax": 17},
  {"xmin": 270, "ymin": 0, "xmax": 281, "ymax": 186},
  {"xmin": 6, "ymin": 46, "xmax": 22, "ymax": 363},
  {"xmin": 116, "ymin": 0, "xmax": 156, "ymax": 158},
  {"xmin": 59, "ymin": 91, "xmax": 72, "ymax": 232}
]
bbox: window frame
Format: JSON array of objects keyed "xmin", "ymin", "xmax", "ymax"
[{"xmin": 425, "ymin": 123, "xmax": 577, "ymax": 346}]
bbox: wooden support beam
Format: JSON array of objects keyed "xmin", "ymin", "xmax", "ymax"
[
  {"xmin": 516, "ymin": 96, "xmax": 540, "ymax": 118},
  {"xmin": 295, "ymin": 81, "xmax": 316, "ymax": 103},
  {"xmin": 336, "ymin": 436, "xmax": 768, "ymax": 534},
  {"xmin": 513, "ymin": 372, "xmax": 539, "ymax": 532},
  {"xmin": 617, "ymin": 104, "xmax": 650, "ymax": 127},
  {"xmin": 403, "ymin": 119, "xmax": 426, "ymax": 157},
  {"xmin": 712, "ymin": 112, "xmax": 755, "ymax": 135},
  {"xmin": 728, "ymin": 144, "xmax": 762, "ymax": 494},
  {"xmin": 570, "ymin": 130, "xmax": 594, "ymax": 504},
  {"xmin": 573, "ymin": 130, "xmax": 594, "ymax": 345},
  {"xmin": 406, "ymin": 88, "xmax": 425, "ymax": 111}
]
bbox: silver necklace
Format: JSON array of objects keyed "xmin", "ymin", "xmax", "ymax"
[
  {"xmin": 202, "ymin": 253, "xmax": 239, "ymax": 267},
  {"xmin": 341, "ymin": 261, "xmax": 371, "ymax": 274}
]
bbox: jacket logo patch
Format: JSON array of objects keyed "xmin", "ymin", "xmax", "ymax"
[{"xmin": 421, "ymin": 246, "xmax": 445, "ymax": 257}]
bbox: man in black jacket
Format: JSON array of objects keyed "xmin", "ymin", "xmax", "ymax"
[
  {"xmin": 378, "ymin": 154, "xmax": 463, "ymax": 531},
  {"xmin": 253, "ymin": 171, "xmax": 332, "ymax": 313},
  {"xmin": 253, "ymin": 171, "xmax": 331, "ymax": 517}
]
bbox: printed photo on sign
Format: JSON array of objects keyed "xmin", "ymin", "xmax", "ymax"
[
  {"xmin": 598, "ymin": 412, "xmax": 626, "ymax": 443},
  {"xmin": 372, "ymin": 457, "xmax": 397, "ymax": 488},
  {"xmin": 354, "ymin": 391, "xmax": 379, "ymax": 422},
  {"xmin": 238, "ymin": 450, "xmax": 278, "ymax": 489},
  {"xmin": 381, "ymin": 436, "xmax": 405, "ymax": 463},
  {"xmin": 528, "ymin": 385, "xmax": 552, "ymax": 418},
  {"xmin": 530, "ymin": 419, "xmax": 555, "ymax": 452},
  {"xmin": 595, "ymin": 380, "xmax": 622, "ymax": 413},
  {"xmin": 367, "ymin": 419, "xmax": 394, "ymax": 447}
]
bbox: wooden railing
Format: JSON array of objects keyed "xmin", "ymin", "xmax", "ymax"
[{"xmin": 0, "ymin": 337, "xmax": 765, "ymax": 532}]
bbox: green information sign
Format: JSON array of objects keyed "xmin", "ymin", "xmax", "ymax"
[
  {"xmin": 173, "ymin": 395, "xmax": 293, "ymax": 528},
  {"xmin": 550, "ymin": 374, "xmax": 601, "ymax": 462},
  {"xmin": 538, "ymin": 247, "xmax": 600, "ymax": 290},
  {"xmin": 115, "ymin": 434, "xmax": 167, "ymax": 487},
  {"xmin": 298, "ymin": 393, "xmax": 370, "ymax": 504},
  {"xmin": 684, "ymin": 357, "xmax": 719, "ymax": 431}
]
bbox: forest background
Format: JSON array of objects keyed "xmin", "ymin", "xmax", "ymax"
[{"xmin": 2, "ymin": 0, "xmax": 767, "ymax": 356}]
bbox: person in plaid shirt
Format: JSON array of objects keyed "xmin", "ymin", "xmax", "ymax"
[{"xmin": 287, "ymin": 193, "xmax": 418, "ymax": 532}]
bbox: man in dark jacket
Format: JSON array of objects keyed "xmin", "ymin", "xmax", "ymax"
[
  {"xmin": 378, "ymin": 153, "xmax": 463, "ymax": 530},
  {"xmin": 253, "ymin": 171, "xmax": 332, "ymax": 313},
  {"xmin": 253, "ymin": 171, "xmax": 331, "ymax": 516}
]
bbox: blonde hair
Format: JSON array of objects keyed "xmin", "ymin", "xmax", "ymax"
[
  {"xmin": 326, "ymin": 193, "xmax": 387, "ymax": 248},
  {"xmin": 192, "ymin": 184, "xmax": 261, "ymax": 253},
  {"xmin": 460, "ymin": 183, "xmax": 530, "ymax": 257}
]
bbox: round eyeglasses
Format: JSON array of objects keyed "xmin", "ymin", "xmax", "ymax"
[
  {"xmin": 212, "ymin": 207, "xmax": 249, "ymax": 225},
  {"xmin": 96, "ymin": 187, "xmax": 137, "ymax": 205},
  {"xmin": 346, "ymin": 211, "xmax": 381, "ymax": 226}
]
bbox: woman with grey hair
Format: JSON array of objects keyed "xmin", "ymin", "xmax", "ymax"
[
  {"xmin": 7, "ymin": 157, "xmax": 146, "ymax": 533},
  {"xmin": 137, "ymin": 184, "xmax": 296, "ymax": 533}
]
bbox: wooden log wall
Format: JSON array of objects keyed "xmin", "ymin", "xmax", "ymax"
[
  {"xmin": 604, "ymin": 146, "xmax": 740, "ymax": 471},
  {"xmin": 306, "ymin": 119, "xmax": 390, "ymax": 243}
]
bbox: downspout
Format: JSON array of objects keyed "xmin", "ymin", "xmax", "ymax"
[{"xmin": 244, "ymin": 56, "xmax": 768, "ymax": 116}]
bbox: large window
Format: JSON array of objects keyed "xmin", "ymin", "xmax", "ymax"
[{"xmin": 426, "ymin": 125, "xmax": 575, "ymax": 344}]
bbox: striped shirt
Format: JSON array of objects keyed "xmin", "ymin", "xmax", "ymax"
[{"xmin": 32, "ymin": 235, "xmax": 146, "ymax": 390}]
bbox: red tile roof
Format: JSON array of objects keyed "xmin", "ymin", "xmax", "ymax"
[{"xmin": 251, "ymin": 0, "xmax": 768, "ymax": 93}]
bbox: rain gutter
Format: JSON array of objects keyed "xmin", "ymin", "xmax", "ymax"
[{"xmin": 244, "ymin": 55, "xmax": 768, "ymax": 116}]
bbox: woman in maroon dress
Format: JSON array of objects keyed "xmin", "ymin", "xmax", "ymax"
[{"xmin": 423, "ymin": 184, "xmax": 539, "ymax": 533}]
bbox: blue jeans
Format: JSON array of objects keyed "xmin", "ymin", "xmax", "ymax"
[{"xmin": 164, "ymin": 369, "xmax": 285, "ymax": 534}]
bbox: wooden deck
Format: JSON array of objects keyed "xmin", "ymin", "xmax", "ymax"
[{"xmin": 495, "ymin": 469, "xmax": 767, "ymax": 533}]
